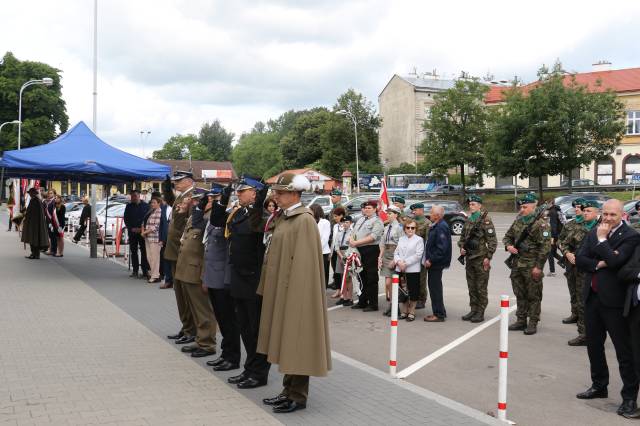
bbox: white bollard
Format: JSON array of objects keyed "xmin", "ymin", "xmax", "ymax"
[
  {"xmin": 389, "ymin": 273, "xmax": 399, "ymax": 377},
  {"xmin": 498, "ymin": 295, "xmax": 510, "ymax": 422}
]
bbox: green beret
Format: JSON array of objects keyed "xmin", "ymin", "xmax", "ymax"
[
  {"xmin": 572, "ymin": 198, "xmax": 586, "ymax": 208},
  {"xmin": 517, "ymin": 192, "xmax": 538, "ymax": 205},
  {"xmin": 391, "ymin": 196, "xmax": 406, "ymax": 205},
  {"xmin": 467, "ymin": 194, "xmax": 483, "ymax": 204},
  {"xmin": 410, "ymin": 202, "xmax": 424, "ymax": 210},
  {"xmin": 330, "ymin": 188, "xmax": 343, "ymax": 196},
  {"xmin": 582, "ymin": 199, "xmax": 601, "ymax": 209}
]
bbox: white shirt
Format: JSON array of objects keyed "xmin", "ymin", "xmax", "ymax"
[
  {"xmin": 393, "ymin": 234, "xmax": 424, "ymax": 273},
  {"xmin": 318, "ymin": 218, "xmax": 331, "ymax": 254},
  {"xmin": 285, "ymin": 202, "xmax": 302, "ymax": 216}
]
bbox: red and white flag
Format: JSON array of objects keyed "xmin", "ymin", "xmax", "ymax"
[{"xmin": 377, "ymin": 176, "xmax": 390, "ymax": 222}]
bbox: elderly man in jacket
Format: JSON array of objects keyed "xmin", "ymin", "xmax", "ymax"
[
  {"xmin": 422, "ymin": 205, "xmax": 452, "ymax": 322},
  {"xmin": 258, "ymin": 172, "xmax": 331, "ymax": 413}
]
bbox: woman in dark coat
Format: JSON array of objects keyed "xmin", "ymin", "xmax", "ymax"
[{"xmin": 21, "ymin": 188, "xmax": 50, "ymax": 259}]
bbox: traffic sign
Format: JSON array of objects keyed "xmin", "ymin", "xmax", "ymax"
[{"xmin": 633, "ymin": 173, "xmax": 640, "ymax": 183}]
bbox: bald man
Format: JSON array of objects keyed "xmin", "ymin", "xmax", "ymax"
[
  {"xmin": 422, "ymin": 205, "xmax": 452, "ymax": 322},
  {"xmin": 576, "ymin": 199, "xmax": 640, "ymax": 417}
]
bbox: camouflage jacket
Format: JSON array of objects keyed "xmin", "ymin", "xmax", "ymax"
[
  {"xmin": 458, "ymin": 211, "xmax": 498, "ymax": 261},
  {"xmin": 558, "ymin": 219, "xmax": 588, "ymax": 257},
  {"xmin": 502, "ymin": 214, "xmax": 552, "ymax": 269},
  {"xmin": 413, "ymin": 215, "xmax": 431, "ymax": 241}
]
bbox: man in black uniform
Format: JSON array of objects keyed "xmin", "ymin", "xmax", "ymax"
[
  {"xmin": 224, "ymin": 177, "xmax": 271, "ymax": 389},
  {"xmin": 123, "ymin": 189, "xmax": 150, "ymax": 279}
]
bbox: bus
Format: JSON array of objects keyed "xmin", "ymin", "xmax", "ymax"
[{"xmin": 386, "ymin": 174, "xmax": 441, "ymax": 193}]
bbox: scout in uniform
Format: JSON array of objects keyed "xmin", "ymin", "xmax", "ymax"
[
  {"xmin": 560, "ymin": 199, "xmax": 599, "ymax": 346},
  {"xmin": 257, "ymin": 172, "xmax": 331, "ymax": 413},
  {"xmin": 379, "ymin": 205, "xmax": 405, "ymax": 316},
  {"xmin": 175, "ymin": 188, "xmax": 218, "ymax": 358},
  {"xmin": 410, "ymin": 203, "xmax": 431, "ymax": 309},
  {"xmin": 503, "ymin": 193, "xmax": 552, "ymax": 335},
  {"xmin": 163, "ymin": 171, "xmax": 197, "ymax": 344},
  {"xmin": 458, "ymin": 195, "xmax": 497, "ymax": 323}
]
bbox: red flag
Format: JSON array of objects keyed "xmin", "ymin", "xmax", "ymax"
[{"xmin": 377, "ymin": 176, "xmax": 389, "ymax": 222}]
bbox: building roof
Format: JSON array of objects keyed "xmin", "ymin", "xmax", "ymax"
[
  {"xmin": 398, "ymin": 75, "xmax": 457, "ymax": 91},
  {"xmin": 484, "ymin": 67, "xmax": 640, "ymax": 104},
  {"xmin": 153, "ymin": 159, "xmax": 236, "ymax": 182}
]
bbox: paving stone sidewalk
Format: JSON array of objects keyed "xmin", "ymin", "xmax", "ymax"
[{"xmin": 0, "ymin": 220, "xmax": 501, "ymax": 426}]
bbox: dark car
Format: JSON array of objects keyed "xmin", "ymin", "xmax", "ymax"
[
  {"xmin": 403, "ymin": 200, "xmax": 467, "ymax": 235},
  {"xmin": 557, "ymin": 193, "xmax": 612, "ymax": 220},
  {"xmin": 624, "ymin": 200, "xmax": 640, "ymax": 224},
  {"xmin": 434, "ymin": 184, "xmax": 462, "ymax": 194},
  {"xmin": 559, "ymin": 179, "xmax": 597, "ymax": 188}
]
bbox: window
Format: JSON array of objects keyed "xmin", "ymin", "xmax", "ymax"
[
  {"xmin": 595, "ymin": 158, "xmax": 614, "ymax": 185},
  {"xmin": 624, "ymin": 155, "xmax": 640, "ymax": 180},
  {"xmin": 627, "ymin": 111, "xmax": 640, "ymax": 135}
]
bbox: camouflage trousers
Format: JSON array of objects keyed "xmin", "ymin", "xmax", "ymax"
[
  {"xmin": 565, "ymin": 266, "xmax": 586, "ymax": 335},
  {"xmin": 465, "ymin": 259, "xmax": 489, "ymax": 313},
  {"xmin": 510, "ymin": 267, "xmax": 543, "ymax": 324},
  {"xmin": 419, "ymin": 265, "xmax": 428, "ymax": 303}
]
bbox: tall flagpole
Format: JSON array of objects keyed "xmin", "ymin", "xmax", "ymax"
[{"xmin": 89, "ymin": 0, "xmax": 98, "ymax": 258}]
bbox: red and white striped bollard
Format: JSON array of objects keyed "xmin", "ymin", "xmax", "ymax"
[
  {"xmin": 389, "ymin": 273, "xmax": 399, "ymax": 377},
  {"xmin": 498, "ymin": 295, "xmax": 511, "ymax": 423}
]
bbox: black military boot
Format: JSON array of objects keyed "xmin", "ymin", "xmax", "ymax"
[
  {"xmin": 508, "ymin": 319, "xmax": 527, "ymax": 331},
  {"xmin": 562, "ymin": 314, "xmax": 578, "ymax": 324},
  {"xmin": 524, "ymin": 322, "xmax": 538, "ymax": 335},
  {"xmin": 568, "ymin": 335, "xmax": 587, "ymax": 346},
  {"xmin": 461, "ymin": 311, "xmax": 475, "ymax": 321},
  {"xmin": 470, "ymin": 312, "xmax": 485, "ymax": 323}
]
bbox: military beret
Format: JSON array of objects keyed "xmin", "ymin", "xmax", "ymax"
[
  {"xmin": 342, "ymin": 215, "xmax": 353, "ymax": 222},
  {"xmin": 409, "ymin": 202, "xmax": 424, "ymax": 210},
  {"xmin": 582, "ymin": 199, "xmax": 601, "ymax": 209},
  {"xmin": 517, "ymin": 192, "xmax": 538, "ymax": 205},
  {"xmin": 571, "ymin": 198, "xmax": 586, "ymax": 208},
  {"xmin": 361, "ymin": 200, "xmax": 378, "ymax": 209},
  {"xmin": 170, "ymin": 170, "xmax": 194, "ymax": 181},
  {"xmin": 391, "ymin": 196, "xmax": 406, "ymax": 205},
  {"xmin": 467, "ymin": 194, "xmax": 483, "ymax": 204},
  {"xmin": 330, "ymin": 188, "xmax": 343, "ymax": 196},
  {"xmin": 236, "ymin": 175, "xmax": 265, "ymax": 191}
]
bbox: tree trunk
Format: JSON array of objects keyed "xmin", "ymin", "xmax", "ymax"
[
  {"xmin": 567, "ymin": 170, "xmax": 573, "ymax": 194},
  {"xmin": 538, "ymin": 175, "xmax": 544, "ymax": 202},
  {"xmin": 460, "ymin": 163, "xmax": 466, "ymax": 203}
]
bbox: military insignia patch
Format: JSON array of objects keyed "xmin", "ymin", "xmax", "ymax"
[
  {"xmin": 488, "ymin": 229, "xmax": 493, "ymax": 234},
  {"xmin": 543, "ymin": 231, "xmax": 549, "ymax": 237}
]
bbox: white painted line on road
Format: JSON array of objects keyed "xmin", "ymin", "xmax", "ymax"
[
  {"xmin": 396, "ymin": 303, "xmax": 517, "ymax": 379},
  {"xmin": 327, "ymin": 292, "xmax": 386, "ymax": 311}
]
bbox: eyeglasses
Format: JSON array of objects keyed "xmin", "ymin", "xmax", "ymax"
[{"xmin": 405, "ymin": 226, "xmax": 416, "ymax": 230}]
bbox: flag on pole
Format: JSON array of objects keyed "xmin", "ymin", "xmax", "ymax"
[{"xmin": 378, "ymin": 176, "xmax": 389, "ymax": 222}]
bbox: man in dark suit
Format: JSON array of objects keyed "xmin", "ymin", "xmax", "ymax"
[
  {"xmin": 619, "ymin": 244, "xmax": 640, "ymax": 418},
  {"xmin": 576, "ymin": 199, "xmax": 640, "ymax": 417},
  {"xmin": 422, "ymin": 205, "xmax": 452, "ymax": 322},
  {"xmin": 123, "ymin": 189, "xmax": 150, "ymax": 279}
]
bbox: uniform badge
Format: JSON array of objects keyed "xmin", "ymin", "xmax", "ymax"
[
  {"xmin": 488, "ymin": 229, "xmax": 493, "ymax": 234},
  {"xmin": 543, "ymin": 231, "xmax": 549, "ymax": 237}
]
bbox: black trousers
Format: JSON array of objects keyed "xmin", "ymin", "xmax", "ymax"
[
  {"xmin": 323, "ymin": 253, "xmax": 330, "ymax": 288},
  {"xmin": 585, "ymin": 291, "xmax": 638, "ymax": 400},
  {"xmin": 48, "ymin": 229, "xmax": 57, "ymax": 253},
  {"xmin": 330, "ymin": 252, "xmax": 338, "ymax": 285},
  {"xmin": 73, "ymin": 224, "xmax": 86, "ymax": 241},
  {"xmin": 627, "ymin": 302, "xmax": 640, "ymax": 389},
  {"xmin": 30, "ymin": 244, "xmax": 40, "ymax": 258},
  {"xmin": 427, "ymin": 267, "xmax": 447, "ymax": 318},
  {"xmin": 234, "ymin": 295, "xmax": 270, "ymax": 381},
  {"xmin": 128, "ymin": 233, "xmax": 149, "ymax": 275},
  {"xmin": 208, "ymin": 288, "xmax": 240, "ymax": 364},
  {"xmin": 547, "ymin": 249, "xmax": 556, "ymax": 273},
  {"xmin": 358, "ymin": 245, "xmax": 380, "ymax": 308}
]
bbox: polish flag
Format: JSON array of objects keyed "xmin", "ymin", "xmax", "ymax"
[{"xmin": 378, "ymin": 177, "xmax": 389, "ymax": 222}]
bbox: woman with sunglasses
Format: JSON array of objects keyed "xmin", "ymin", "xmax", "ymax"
[{"xmin": 392, "ymin": 219, "xmax": 424, "ymax": 321}]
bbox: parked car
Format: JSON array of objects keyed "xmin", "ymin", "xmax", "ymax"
[
  {"xmin": 557, "ymin": 193, "xmax": 612, "ymax": 221},
  {"xmin": 496, "ymin": 184, "xmax": 527, "ymax": 190},
  {"xmin": 306, "ymin": 195, "xmax": 350, "ymax": 214},
  {"xmin": 624, "ymin": 200, "xmax": 640, "ymax": 224},
  {"xmin": 559, "ymin": 179, "xmax": 597, "ymax": 188},
  {"xmin": 67, "ymin": 201, "xmax": 121, "ymax": 231},
  {"xmin": 434, "ymin": 184, "xmax": 462, "ymax": 194},
  {"xmin": 403, "ymin": 200, "xmax": 467, "ymax": 236},
  {"xmin": 97, "ymin": 204, "xmax": 128, "ymax": 243},
  {"xmin": 63, "ymin": 202, "xmax": 82, "ymax": 230}
]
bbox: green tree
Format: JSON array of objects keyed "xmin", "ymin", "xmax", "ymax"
[
  {"xmin": 419, "ymin": 78, "xmax": 489, "ymax": 199},
  {"xmin": 387, "ymin": 162, "xmax": 417, "ymax": 175},
  {"xmin": 198, "ymin": 119, "xmax": 234, "ymax": 161},
  {"xmin": 487, "ymin": 61, "xmax": 626, "ymax": 200},
  {"xmin": 0, "ymin": 52, "xmax": 69, "ymax": 152},
  {"xmin": 232, "ymin": 130, "xmax": 282, "ymax": 179},
  {"xmin": 280, "ymin": 107, "xmax": 331, "ymax": 169},
  {"xmin": 152, "ymin": 134, "xmax": 210, "ymax": 160}
]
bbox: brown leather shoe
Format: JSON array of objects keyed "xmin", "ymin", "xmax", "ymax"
[
  {"xmin": 568, "ymin": 335, "xmax": 587, "ymax": 346},
  {"xmin": 159, "ymin": 282, "xmax": 173, "ymax": 289},
  {"xmin": 424, "ymin": 315, "xmax": 445, "ymax": 322}
]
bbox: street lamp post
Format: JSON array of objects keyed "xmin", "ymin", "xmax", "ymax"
[
  {"xmin": 337, "ymin": 108, "xmax": 360, "ymax": 193},
  {"xmin": 0, "ymin": 120, "xmax": 21, "ymax": 136},
  {"xmin": 17, "ymin": 78, "xmax": 53, "ymax": 150}
]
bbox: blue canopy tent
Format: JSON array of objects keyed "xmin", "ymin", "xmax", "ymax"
[{"xmin": 0, "ymin": 121, "xmax": 171, "ymax": 183}]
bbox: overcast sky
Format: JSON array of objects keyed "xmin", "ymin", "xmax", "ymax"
[{"xmin": 3, "ymin": 0, "xmax": 640, "ymax": 157}]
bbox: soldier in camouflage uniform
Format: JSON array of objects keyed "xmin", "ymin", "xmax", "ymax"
[
  {"xmin": 560, "ymin": 199, "xmax": 600, "ymax": 346},
  {"xmin": 458, "ymin": 195, "xmax": 497, "ymax": 323},
  {"xmin": 410, "ymin": 203, "xmax": 431, "ymax": 309},
  {"xmin": 503, "ymin": 193, "xmax": 552, "ymax": 335},
  {"xmin": 557, "ymin": 199, "xmax": 585, "ymax": 324}
]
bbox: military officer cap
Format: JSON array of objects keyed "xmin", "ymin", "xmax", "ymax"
[
  {"xmin": 467, "ymin": 194, "xmax": 483, "ymax": 204},
  {"xmin": 517, "ymin": 192, "xmax": 538, "ymax": 206},
  {"xmin": 582, "ymin": 199, "xmax": 601, "ymax": 209},
  {"xmin": 387, "ymin": 205, "xmax": 402, "ymax": 215},
  {"xmin": 391, "ymin": 196, "xmax": 406, "ymax": 205},
  {"xmin": 571, "ymin": 198, "xmax": 586, "ymax": 208},
  {"xmin": 236, "ymin": 175, "xmax": 265, "ymax": 191},
  {"xmin": 170, "ymin": 170, "xmax": 194, "ymax": 181},
  {"xmin": 191, "ymin": 187, "xmax": 207, "ymax": 199},
  {"xmin": 409, "ymin": 202, "xmax": 424, "ymax": 210},
  {"xmin": 271, "ymin": 172, "xmax": 311, "ymax": 192},
  {"xmin": 207, "ymin": 182, "xmax": 224, "ymax": 196},
  {"xmin": 330, "ymin": 188, "xmax": 343, "ymax": 196},
  {"xmin": 361, "ymin": 200, "xmax": 378, "ymax": 209}
]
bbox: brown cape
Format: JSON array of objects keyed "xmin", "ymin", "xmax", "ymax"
[{"xmin": 257, "ymin": 205, "xmax": 331, "ymax": 377}]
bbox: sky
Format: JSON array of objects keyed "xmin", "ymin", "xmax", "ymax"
[{"xmin": 2, "ymin": 0, "xmax": 640, "ymax": 158}]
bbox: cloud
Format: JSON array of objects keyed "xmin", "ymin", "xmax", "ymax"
[{"xmin": 1, "ymin": 0, "xmax": 639, "ymax": 156}]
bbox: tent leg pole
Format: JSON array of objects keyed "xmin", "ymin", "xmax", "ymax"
[{"xmin": 90, "ymin": 184, "xmax": 97, "ymax": 258}]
